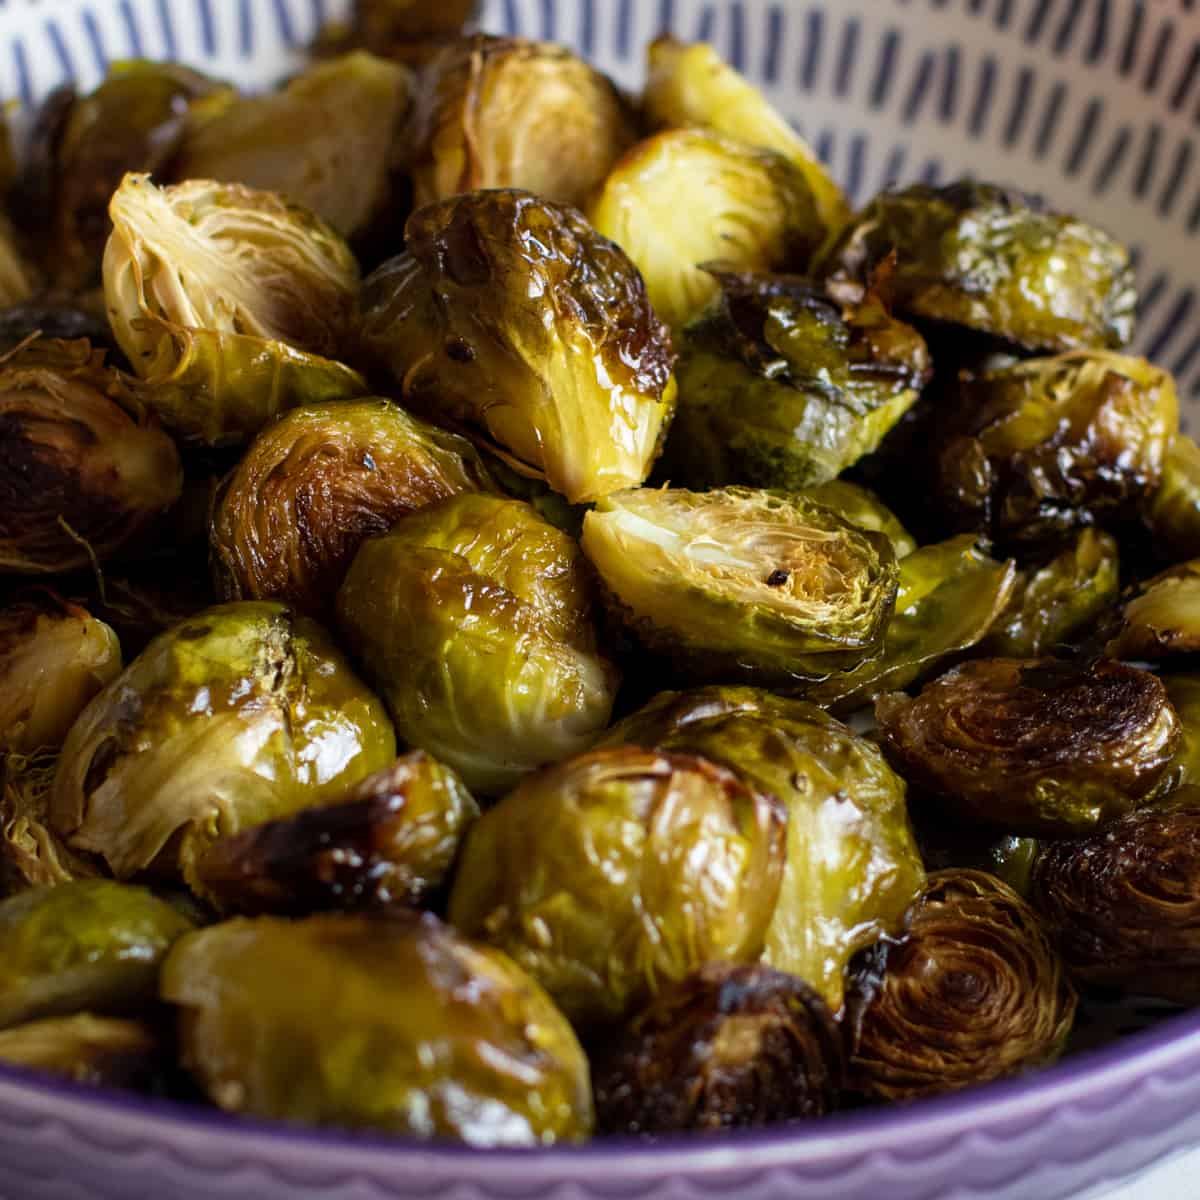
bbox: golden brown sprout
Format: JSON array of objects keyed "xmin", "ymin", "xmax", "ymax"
[
  {"xmin": 1147, "ymin": 434, "xmax": 1200, "ymax": 560},
  {"xmin": 1104, "ymin": 560, "xmax": 1200, "ymax": 661},
  {"xmin": 0, "ymin": 1013, "xmax": 161, "ymax": 1089}
]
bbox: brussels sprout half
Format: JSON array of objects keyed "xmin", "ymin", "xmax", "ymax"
[
  {"xmin": 1147, "ymin": 435, "xmax": 1200, "ymax": 561},
  {"xmin": 1104, "ymin": 559, "xmax": 1200, "ymax": 661}
]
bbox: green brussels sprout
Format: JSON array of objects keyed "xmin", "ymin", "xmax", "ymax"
[
  {"xmin": 800, "ymin": 480, "xmax": 917, "ymax": 558},
  {"xmin": 643, "ymin": 36, "xmax": 849, "ymax": 233},
  {"xmin": 817, "ymin": 181, "xmax": 1137, "ymax": 352},
  {"xmin": 194, "ymin": 750, "xmax": 478, "ymax": 915},
  {"xmin": 1163, "ymin": 675, "xmax": 1200, "ymax": 789},
  {"xmin": 1147, "ymin": 435, "xmax": 1200, "ymax": 561},
  {"xmin": 50, "ymin": 601, "xmax": 396, "ymax": 883},
  {"xmin": 103, "ymin": 174, "xmax": 367, "ymax": 446},
  {"xmin": 0, "ymin": 880, "xmax": 194, "ymax": 1028},
  {"xmin": 210, "ymin": 398, "xmax": 497, "ymax": 619},
  {"xmin": 983, "ymin": 529, "xmax": 1120, "ymax": 657},
  {"xmin": 402, "ymin": 35, "xmax": 636, "ymax": 211},
  {"xmin": 336, "ymin": 495, "xmax": 618, "ymax": 795},
  {"xmin": 876, "ymin": 658, "xmax": 1181, "ymax": 836},
  {"xmin": 0, "ymin": 338, "xmax": 183, "ymax": 574},
  {"xmin": 592, "ymin": 963, "xmax": 843, "ymax": 1134},
  {"xmin": 580, "ymin": 486, "xmax": 898, "ymax": 685},
  {"xmin": 935, "ymin": 352, "xmax": 1177, "ymax": 549},
  {"xmin": 358, "ymin": 190, "xmax": 676, "ymax": 505},
  {"xmin": 664, "ymin": 268, "xmax": 932, "ymax": 490},
  {"xmin": 806, "ymin": 536, "xmax": 1018, "ymax": 714},
  {"xmin": 448, "ymin": 747, "xmax": 788, "ymax": 1026},
  {"xmin": 845, "ymin": 870, "xmax": 1076, "ymax": 1101},
  {"xmin": 589, "ymin": 129, "xmax": 821, "ymax": 333},
  {"xmin": 161, "ymin": 911, "xmax": 593, "ymax": 1144},
  {"xmin": 0, "ymin": 1013, "xmax": 161, "ymax": 1089},
  {"xmin": 173, "ymin": 53, "xmax": 412, "ymax": 239},
  {"xmin": 1104, "ymin": 560, "xmax": 1200, "ymax": 661}
]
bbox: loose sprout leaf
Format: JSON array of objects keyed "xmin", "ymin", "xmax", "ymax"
[{"xmin": 1104, "ymin": 559, "xmax": 1200, "ymax": 661}]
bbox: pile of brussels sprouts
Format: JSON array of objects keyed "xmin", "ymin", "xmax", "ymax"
[{"xmin": 1, "ymin": 0, "xmax": 1199, "ymax": 1148}]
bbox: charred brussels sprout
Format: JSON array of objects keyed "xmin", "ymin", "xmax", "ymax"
[
  {"xmin": 817, "ymin": 181, "xmax": 1137, "ymax": 352},
  {"xmin": 448, "ymin": 747, "xmax": 787, "ymax": 1026},
  {"xmin": 103, "ymin": 174, "xmax": 366, "ymax": 445},
  {"xmin": 643, "ymin": 36, "xmax": 848, "ymax": 233},
  {"xmin": 0, "ymin": 880, "xmax": 194, "ymax": 1028},
  {"xmin": 807, "ymin": 535, "xmax": 1018, "ymax": 713},
  {"xmin": 174, "ymin": 53, "xmax": 412, "ymax": 239},
  {"xmin": 1147, "ymin": 435, "xmax": 1200, "ymax": 561},
  {"xmin": 194, "ymin": 751, "xmax": 478, "ymax": 915},
  {"xmin": 580, "ymin": 486, "xmax": 898, "ymax": 685},
  {"xmin": 590, "ymin": 130, "xmax": 821, "ymax": 332},
  {"xmin": 210, "ymin": 398, "xmax": 497, "ymax": 619},
  {"xmin": 336, "ymin": 495, "xmax": 617, "ymax": 795},
  {"xmin": 1030, "ymin": 789, "xmax": 1200, "ymax": 1002},
  {"xmin": 402, "ymin": 35, "xmax": 635, "ymax": 211},
  {"xmin": 845, "ymin": 870, "xmax": 1076, "ymax": 1101},
  {"xmin": 666, "ymin": 269, "xmax": 932, "ymax": 489},
  {"xmin": 876, "ymin": 659, "xmax": 1180, "ymax": 836},
  {"xmin": 0, "ymin": 338, "xmax": 183, "ymax": 574},
  {"xmin": 800, "ymin": 480, "xmax": 917, "ymax": 558},
  {"xmin": 592, "ymin": 963, "xmax": 843, "ymax": 1134},
  {"xmin": 50, "ymin": 601, "xmax": 396, "ymax": 883},
  {"xmin": 1104, "ymin": 560, "xmax": 1200, "ymax": 661},
  {"xmin": 161, "ymin": 911, "xmax": 593, "ymax": 1144},
  {"xmin": 0, "ymin": 1013, "xmax": 160, "ymax": 1088},
  {"xmin": 1164, "ymin": 675, "xmax": 1200, "ymax": 790},
  {"xmin": 358, "ymin": 190, "xmax": 675, "ymax": 504},
  {"xmin": 983, "ymin": 529, "xmax": 1120, "ymax": 657}
]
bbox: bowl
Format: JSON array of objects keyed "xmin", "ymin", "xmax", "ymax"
[{"xmin": 1, "ymin": 1, "xmax": 1199, "ymax": 1197}]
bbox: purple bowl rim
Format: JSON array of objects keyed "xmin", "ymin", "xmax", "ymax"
[{"xmin": 1, "ymin": 1003, "xmax": 1199, "ymax": 1171}]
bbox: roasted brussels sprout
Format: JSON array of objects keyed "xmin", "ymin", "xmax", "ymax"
[
  {"xmin": 448, "ymin": 747, "xmax": 787, "ymax": 1026},
  {"xmin": 402, "ymin": 35, "xmax": 636, "ymax": 211},
  {"xmin": 590, "ymin": 130, "xmax": 821, "ymax": 332},
  {"xmin": 161, "ymin": 911, "xmax": 593, "ymax": 1144},
  {"xmin": 50, "ymin": 601, "xmax": 396, "ymax": 883},
  {"xmin": 596, "ymin": 684, "xmax": 780, "ymax": 750},
  {"xmin": 936, "ymin": 352, "xmax": 1177, "ymax": 549},
  {"xmin": 1031, "ymin": 788, "xmax": 1200, "ymax": 1002},
  {"xmin": 876, "ymin": 658, "xmax": 1180, "ymax": 836},
  {"xmin": 1103, "ymin": 560, "xmax": 1200, "ymax": 661},
  {"xmin": 336, "ymin": 495, "xmax": 617, "ymax": 795},
  {"xmin": 103, "ymin": 174, "xmax": 366, "ymax": 445},
  {"xmin": 0, "ymin": 880, "xmax": 194, "ymax": 1028},
  {"xmin": 0, "ymin": 1013, "xmax": 160, "ymax": 1088},
  {"xmin": 210, "ymin": 398, "xmax": 497, "ymax": 618},
  {"xmin": 1147, "ymin": 435, "xmax": 1200, "ymax": 561},
  {"xmin": 358, "ymin": 190, "xmax": 675, "ymax": 504},
  {"xmin": 664, "ymin": 269, "xmax": 931, "ymax": 490},
  {"xmin": 807, "ymin": 536, "xmax": 1018, "ymax": 713},
  {"xmin": 983, "ymin": 529, "xmax": 1120, "ymax": 658},
  {"xmin": 845, "ymin": 870, "xmax": 1076, "ymax": 1101},
  {"xmin": 817, "ymin": 181, "xmax": 1137, "ymax": 352},
  {"xmin": 592, "ymin": 963, "xmax": 843, "ymax": 1134},
  {"xmin": 194, "ymin": 751, "xmax": 478, "ymax": 915},
  {"xmin": 0, "ymin": 338, "xmax": 183, "ymax": 574},
  {"xmin": 580, "ymin": 486, "xmax": 898, "ymax": 685},
  {"xmin": 1164, "ymin": 675, "xmax": 1200, "ymax": 790},
  {"xmin": 643, "ymin": 36, "xmax": 848, "ymax": 233},
  {"xmin": 174, "ymin": 53, "xmax": 412, "ymax": 239},
  {"xmin": 341, "ymin": 0, "xmax": 479, "ymax": 44},
  {"xmin": 799, "ymin": 480, "xmax": 917, "ymax": 559}
]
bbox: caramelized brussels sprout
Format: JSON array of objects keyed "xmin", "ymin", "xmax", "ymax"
[
  {"xmin": 1104, "ymin": 560, "xmax": 1200, "ymax": 661},
  {"xmin": 590, "ymin": 130, "xmax": 821, "ymax": 332},
  {"xmin": 817, "ymin": 181, "xmax": 1137, "ymax": 352},
  {"xmin": 403, "ymin": 35, "xmax": 636, "ymax": 211},
  {"xmin": 845, "ymin": 870, "xmax": 1075, "ymax": 1101},
  {"xmin": 580, "ymin": 486, "xmax": 898, "ymax": 685},
  {"xmin": 876, "ymin": 659, "xmax": 1180, "ymax": 836},
  {"xmin": 336, "ymin": 495, "xmax": 617, "ymax": 795},
  {"xmin": 800, "ymin": 480, "xmax": 917, "ymax": 558},
  {"xmin": 1147, "ymin": 435, "xmax": 1200, "ymax": 561},
  {"xmin": 210, "ymin": 398, "xmax": 497, "ymax": 618},
  {"xmin": 162, "ymin": 911, "xmax": 593, "ymax": 1144},
  {"xmin": 103, "ymin": 174, "xmax": 366, "ymax": 445},
  {"xmin": 1164, "ymin": 675, "xmax": 1200, "ymax": 789},
  {"xmin": 0, "ymin": 1013, "xmax": 160, "ymax": 1088},
  {"xmin": 50, "ymin": 601, "xmax": 396, "ymax": 883},
  {"xmin": 983, "ymin": 529, "xmax": 1120, "ymax": 657},
  {"xmin": 0, "ymin": 338, "xmax": 183, "ymax": 575},
  {"xmin": 0, "ymin": 880, "xmax": 194, "ymax": 1028},
  {"xmin": 665, "ymin": 268, "xmax": 931, "ymax": 489},
  {"xmin": 936, "ymin": 352, "xmax": 1177, "ymax": 548},
  {"xmin": 359, "ymin": 190, "xmax": 675, "ymax": 504},
  {"xmin": 0, "ymin": 598, "xmax": 121, "ymax": 755},
  {"xmin": 807, "ymin": 536, "xmax": 1018, "ymax": 713},
  {"xmin": 1031, "ymin": 788, "xmax": 1200, "ymax": 1001},
  {"xmin": 174, "ymin": 53, "xmax": 412, "ymax": 239},
  {"xmin": 592, "ymin": 963, "xmax": 843, "ymax": 1134},
  {"xmin": 448, "ymin": 747, "xmax": 787, "ymax": 1026},
  {"xmin": 643, "ymin": 36, "xmax": 848, "ymax": 232},
  {"xmin": 194, "ymin": 751, "xmax": 478, "ymax": 915}
]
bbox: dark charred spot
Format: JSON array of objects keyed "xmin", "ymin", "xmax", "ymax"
[
  {"xmin": 444, "ymin": 337, "xmax": 476, "ymax": 364},
  {"xmin": 766, "ymin": 569, "xmax": 790, "ymax": 588}
]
